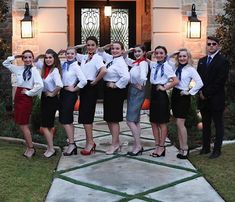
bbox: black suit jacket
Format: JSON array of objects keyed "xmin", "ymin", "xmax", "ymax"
[{"xmin": 197, "ymin": 52, "xmax": 229, "ymax": 110}]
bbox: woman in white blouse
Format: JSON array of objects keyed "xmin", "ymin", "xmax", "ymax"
[
  {"xmin": 124, "ymin": 45, "xmax": 148, "ymax": 156},
  {"xmin": 35, "ymin": 49, "xmax": 63, "ymax": 158},
  {"xmin": 75, "ymin": 36, "xmax": 107, "ymax": 155},
  {"xmin": 59, "ymin": 47, "xmax": 87, "ymax": 156},
  {"xmin": 148, "ymin": 46, "xmax": 179, "ymax": 157},
  {"xmin": 170, "ymin": 48, "xmax": 203, "ymax": 159},
  {"xmin": 3, "ymin": 50, "xmax": 44, "ymax": 158},
  {"xmin": 99, "ymin": 41, "xmax": 130, "ymax": 154}
]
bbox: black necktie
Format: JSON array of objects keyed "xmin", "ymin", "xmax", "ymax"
[{"xmin": 207, "ymin": 56, "xmax": 212, "ymax": 66}]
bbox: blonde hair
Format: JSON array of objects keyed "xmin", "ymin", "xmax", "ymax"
[{"xmin": 175, "ymin": 48, "xmax": 193, "ymax": 67}]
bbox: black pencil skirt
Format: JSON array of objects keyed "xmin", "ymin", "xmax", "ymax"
[
  {"xmin": 171, "ymin": 88, "xmax": 191, "ymax": 119},
  {"xmin": 150, "ymin": 84, "xmax": 170, "ymax": 123},
  {"xmin": 103, "ymin": 84, "xmax": 126, "ymax": 122},
  {"xmin": 41, "ymin": 93, "xmax": 59, "ymax": 128},
  {"xmin": 78, "ymin": 81, "xmax": 98, "ymax": 124},
  {"xmin": 59, "ymin": 88, "xmax": 78, "ymax": 124}
]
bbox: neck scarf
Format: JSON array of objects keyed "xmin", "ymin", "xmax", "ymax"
[
  {"xmin": 153, "ymin": 59, "xmax": 166, "ymax": 80},
  {"xmin": 62, "ymin": 59, "xmax": 76, "ymax": 71},
  {"xmin": 175, "ymin": 63, "xmax": 187, "ymax": 80},
  {"xmin": 132, "ymin": 57, "xmax": 146, "ymax": 65},
  {"xmin": 44, "ymin": 66, "xmax": 50, "ymax": 79},
  {"xmin": 86, "ymin": 53, "xmax": 94, "ymax": 63},
  {"xmin": 23, "ymin": 65, "xmax": 32, "ymax": 81}
]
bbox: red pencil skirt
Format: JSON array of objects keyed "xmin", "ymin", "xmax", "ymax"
[{"xmin": 14, "ymin": 87, "xmax": 33, "ymax": 125}]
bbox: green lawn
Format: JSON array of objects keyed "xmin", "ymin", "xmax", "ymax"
[
  {"xmin": 189, "ymin": 143, "xmax": 235, "ymax": 202},
  {"xmin": 0, "ymin": 141, "xmax": 60, "ymax": 202}
]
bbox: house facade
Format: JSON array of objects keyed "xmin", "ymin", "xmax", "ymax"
[
  {"xmin": 10, "ymin": 0, "xmax": 226, "ymax": 59},
  {"xmin": 0, "ymin": 0, "xmax": 228, "ymax": 104}
]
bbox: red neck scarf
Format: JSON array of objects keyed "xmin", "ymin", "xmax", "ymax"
[
  {"xmin": 44, "ymin": 66, "xmax": 50, "ymax": 79},
  {"xmin": 86, "ymin": 53, "xmax": 94, "ymax": 63},
  {"xmin": 132, "ymin": 57, "xmax": 146, "ymax": 65}
]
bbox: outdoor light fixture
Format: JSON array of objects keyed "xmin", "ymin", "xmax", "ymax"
[
  {"xmin": 187, "ymin": 4, "xmax": 201, "ymax": 39},
  {"xmin": 104, "ymin": 0, "xmax": 112, "ymax": 17},
  {"xmin": 21, "ymin": 2, "xmax": 33, "ymax": 38}
]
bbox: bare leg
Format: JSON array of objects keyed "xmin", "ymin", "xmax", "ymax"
[
  {"xmin": 106, "ymin": 122, "xmax": 121, "ymax": 154},
  {"xmin": 157, "ymin": 123, "xmax": 168, "ymax": 155},
  {"xmin": 19, "ymin": 124, "xmax": 35, "ymax": 157},
  {"xmin": 63, "ymin": 124, "xmax": 76, "ymax": 153},
  {"xmin": 127, "ymin": 121, "xmax": 142, "ymax": 153},
  {"xmin": 151, "ymin": 122, "xmax": 160, "ymax": 154},
  {"xmin": 83, "ymin": 124, "xmax": 95, "ymax": 150},
  {"xmin": 176, "ymin": 118, "xmax": 188, "ymax": 151},
  {"xmin": 41, "ymin": 127, "xmax": 55, "ymax": 157}
]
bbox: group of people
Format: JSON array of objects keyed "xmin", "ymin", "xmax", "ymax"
[{"xmin": 2, "ymin": 35, "xmax": 229, "ymax": 160}]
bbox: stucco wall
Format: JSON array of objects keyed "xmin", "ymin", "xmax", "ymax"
[
  {"xmin": 151, "ymin": 0, "xmax": 227, "ymax": 60},
  {"xmin": 12, "ymin": 0, "xmax": 67, "ymax": 59}
]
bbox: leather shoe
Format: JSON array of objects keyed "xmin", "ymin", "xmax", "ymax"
[
  {"xmin": 209, "ymin": 151, "xmax": 221, "ymax": 159},
  {"xmin": 199, "ymin": 148, "xmax": 210, "ymax": 155}
]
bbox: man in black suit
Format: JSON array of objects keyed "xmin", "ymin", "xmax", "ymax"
[{"xmin": 197, "ymin": 36, "xmax": 229, "ymax": 159}]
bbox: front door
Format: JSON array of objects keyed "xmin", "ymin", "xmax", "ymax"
[{"xmin": 75, "ymin": 1, "xmax": 136, "ymax": 50}]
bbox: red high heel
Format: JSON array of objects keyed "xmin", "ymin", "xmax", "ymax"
[{"xmin": 80, "ymin": 143, "xmax": 96, "ymax": 155}]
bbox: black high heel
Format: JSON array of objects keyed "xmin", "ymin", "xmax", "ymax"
[
  {"xmin": 177, "ymin": 149, "xmax": 189, "ymax": 159},
  {"xmin": 63, "ymin": 143, "xmax": 77, "ymax": 156},
  {"xmin": 127, "ymin": 147, "xmax": 144, "ymax": 156},
  {"xmin": 150, "ymin": 145, "xmax": 165, "ymax": 157}
]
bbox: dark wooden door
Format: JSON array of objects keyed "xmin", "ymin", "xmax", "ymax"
[{"xmin": 75, "ymin": 1, "xmax": 136, "ymax": 49}]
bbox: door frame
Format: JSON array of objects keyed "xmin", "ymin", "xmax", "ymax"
[{"xmin": 74, "ymin": 1, "xmax": 136, "ymax": 48}]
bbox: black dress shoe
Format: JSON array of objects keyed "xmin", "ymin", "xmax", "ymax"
[
  {"xmin": 199, "ymin": 148, "xmax": 211, "ymax": 155},
  {"xmin": 209, "ymin": 151, "xmax": 221, "ymax": 159}
]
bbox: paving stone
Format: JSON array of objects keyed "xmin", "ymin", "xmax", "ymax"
[
  {"xmin": 63, "ymin": 157, "xmax": 195, "ymax": 195},
  {"xmin": 46, "ymin": 178, "xmax": 123, "ymax": 202},
  {"xmin": 145, "ymin": 177, "xmax": 224, "ymax": 202}
]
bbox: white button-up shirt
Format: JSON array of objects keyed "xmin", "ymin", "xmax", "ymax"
[
  {"xmin": 125, "ymin": 57, "xmax": 148, "ymax": 85},
  {"xmin": 61, "ymin": 61, "xmax": 87, "ymax": 88},
  {"xmin": 3, "ymin": 56, "xmax": 43, "ymax": 96},
  {"xmin": 76, "ymin": 53, "xmax": 105, "ymax": 81},
  {"xmin": 150, "ymin": 61, "xmax": 176, "ymax": 85},
  {"xmin": 173, "ymin": 64, "xmax": 204, "ymax": 95},
  {"xmin": 99, "ymin": 51, "xmax": 130, "ymax": 89}
]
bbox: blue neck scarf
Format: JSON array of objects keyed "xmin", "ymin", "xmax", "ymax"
[
  {"xmin": 23, "ymin": 65, "xmax": 32, "ymax": 81},
  {"xmin": 175, "ymin": 63, "xmax": 187, "ymax": 80},
  {"xmin": 153, "ymin": 58, "xmax": 166, "ymax": 80},
  {"xmin": 62, "ymin": 59, "xmax": 76, "ymax": 71}
]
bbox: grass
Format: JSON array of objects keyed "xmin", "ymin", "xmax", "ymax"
[
  {"xmin": 0, "ymin": 141, "xmax": 60, "ymax": 202},
  {"xmin": 189, "ymin": 143, "xmax": 235, "ymax": 202}
]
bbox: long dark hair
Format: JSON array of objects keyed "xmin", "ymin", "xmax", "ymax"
[
  {"xmin": 41, "ymin": 49, "xmax": 62, "ymax": 77},
  {"xmin": 86, "ymin": 36, "xmax": 98, "ymax": 45}
]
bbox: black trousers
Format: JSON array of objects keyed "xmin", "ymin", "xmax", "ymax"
[{"xmin": 200, "ymin": 109, "xmax": 224, "ymax": 151}]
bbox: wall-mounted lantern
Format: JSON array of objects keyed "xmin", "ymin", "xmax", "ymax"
[
  {"xmin": 187, "ymin": 4, "xmax": 201, "ymax": 39},
  {"xmin": 104, "ymin": 0, "xmax": 112, "ymax": 17},
  {"xmin": 21, "ymin": 2, "xmax": 33, "ymax": 38}
]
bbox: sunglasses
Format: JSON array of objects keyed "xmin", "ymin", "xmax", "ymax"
[{"xmin": 207, "ymin": 42, "xmax": 217, "ymax": 46}]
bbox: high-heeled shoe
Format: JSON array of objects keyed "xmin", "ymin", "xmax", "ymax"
[
  {"xmin": 150, "ymin": 145, "xmax": 165, "ymax": 157},
  {"xmin": 177, "ymin": 149, "xmax": 189, "ymax": 159},
  {"xmin": 44, "ymin": 150, "xmax": 56, "ymax": 158},
  {"xmin": 23, "ymin": 147, "xmax": 36, "ymax": 158},
  {"xmin": 63, "ymin": 143, "xmax": 77, "ymax": 156},
  {"xmin": 127, "ymin": 147, "xmax": 144, "ymax": 156},
  {"xmin": 80, "ymin": 143, "xmax": 96, "ymax": 155},
  {"xmin": 105, "ymin": 145, "xmax": 121, "ymax": 155}
]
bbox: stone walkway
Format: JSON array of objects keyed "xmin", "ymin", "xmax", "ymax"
[{"xmin": 46, "ymin": 110, "xmax": 224, "ymax": 202}]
